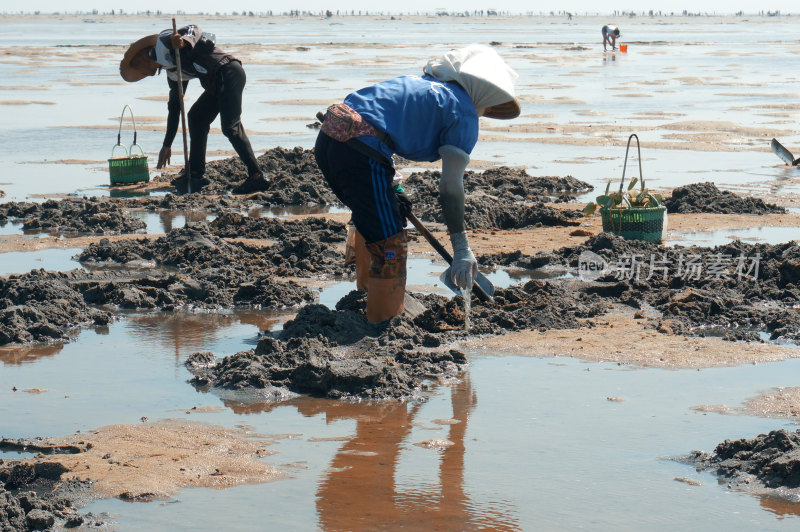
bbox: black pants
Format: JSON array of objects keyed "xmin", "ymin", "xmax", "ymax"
[
  {"xmin": 315, "ymin": 132, "xmax": 403, "ymax": 244},
  {"xmin": 188, "ymin": 60, "xmax": 260, "ymax": 177}
]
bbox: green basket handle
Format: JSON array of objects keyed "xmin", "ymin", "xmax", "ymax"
[
  {"xmin": 115, "ymin": 104, "xmax": 139, "ymax": 151},
  {"xmin": 110, "ymin": 143, "xmax": 129, "ymax": 158},
  {"xmin": 129, "ymin": 143, "xmax": 145, "ymax": 157},
  {"xmin": 618, "ymin": 133, "xmax": 644, "ymax": 201}
]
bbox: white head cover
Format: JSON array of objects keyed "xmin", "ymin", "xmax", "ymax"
[
  {"xmin": 154, "ymin": 31, "xmax": 176, "ymax": 69},
  {"xmin": 423, "ymin": 44, "xmax": 519, "ymax": 114}
]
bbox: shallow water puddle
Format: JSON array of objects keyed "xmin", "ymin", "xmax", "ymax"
[
  {"xmin": 131, "ymin": 210, "xmax": 216, "ymax": 234},
  {"xmin": 130, "ymin": 205, "xmax": 350, "ymax": 234},
  {"xmin": 669, "ymin": 225, "xmax": 798, "ymax": 247},
  {"xmin": 0, "ymin": 247, "xmax": 83, "ymax": 275},
  {"xmin": 5, "ymin": 314, "xmax": 800, "ymax": 529},
  {"xmin": 0, "ymin": 221, "xmax": 23, "ymax": 236}
]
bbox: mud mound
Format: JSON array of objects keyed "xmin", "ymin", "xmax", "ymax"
[
  {"xmin": 189, "ymin": 146, "xmax": 337, "ymax": 205},
  {"xmin": 0, "ymin": 485, "xmax": 89, "ymax": 531},
  {"xmin": 513, "ymin": 233, "xmax": 800, "ymax": 343},
  {"xmin": 0, "ymin": 270, "xmax": 110, "ymax": 345},
  {"xmin": 0, "ymin": 460, "xmax": 97, "ymax": 531},
  {"xmin": 0, "ymin": 197, "xmax": 146, "ymax": 234},
  {"xmin": 187, "ymin": 280, "xmax": 607, "ymax": 400},
  {"xmin": 403, "ymin": 168, "xmax": 589, "ymax": 229},
  {"xmin": 209, "ymin": 212, "xmax": 346, "ymax": 243},
  {"xmin": 130, "ymin": 192, "xmax": 254, "ymax": 215},
  {"xmin": 76, "ymin": 224, "xmax": 319, "ymax": 309},
  {"xmin": 687, "ymin": 429, "xmax": 800, "ymax": 496},
  {"xmin": 458, "ymin": 198, "xmax": 582, "ymax": 229},
  {"xmin": 664, "ymin": 182, "xmax": 785, "ymax": 214},
  {"xmin": 2, "ymin": 219, "xmax": 349, "ymax": 344},
  {"xmin": 188, "ymin": 299, "xmax": 470, "ymax": 400}
]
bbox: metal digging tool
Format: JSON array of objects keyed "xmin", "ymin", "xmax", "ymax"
[
  {"xmin": 405, "ymin": 211, "xmax": 494, "ymax": 302},
  {"xmin": 771, "ymin": 138, "xmax": 800, "ymax": 166}
]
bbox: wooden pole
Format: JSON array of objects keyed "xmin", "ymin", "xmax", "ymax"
[{"xmin": 172, "ymin": 18, "xmax": 190, "ymax": 180}]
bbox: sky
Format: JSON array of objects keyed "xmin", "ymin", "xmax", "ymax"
[{"xmin": 1, "ymin": 1, "xmax": 797, "ymax": 15}]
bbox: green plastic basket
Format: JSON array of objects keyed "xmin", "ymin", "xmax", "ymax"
[
  {"xmin": 108, "ymin": 105, "xmax": 150, "ymax": 185},
  {"xmin": 600, "ymin": 133, "xmax": 666, "ymax": 243},
  {"xmin": 601, "ymin": 204, "xmax": 666, "ymax": 242}
]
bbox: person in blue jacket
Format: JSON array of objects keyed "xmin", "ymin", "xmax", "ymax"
[{"xmin": 315, "ymin": 44, "xmax": 520, "ymax": 323}]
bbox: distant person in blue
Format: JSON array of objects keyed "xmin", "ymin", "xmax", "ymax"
[
  {"xmin": 314, "ymin": 45, "xmax": 520, "ymax": 323},
  {"xmin": 602, "ymin": 24, "xmax": 621, "ymax": 51}
]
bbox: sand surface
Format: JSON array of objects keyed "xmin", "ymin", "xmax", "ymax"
[
  {"xmin": 15, "ymin": 420, "xmax": 285, "ymax": 500},
  {"xmin": 465, "ymin": 312, "xmax": 800, "ymax": 369}
]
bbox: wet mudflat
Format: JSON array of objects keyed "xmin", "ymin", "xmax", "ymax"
[
  {"xmin": 5, "ymin": 12, "xmax": 800, "ymax": 531},
  {"xmin": 3, "ymin": 155, "xmax": 800, "ymax": 529}
]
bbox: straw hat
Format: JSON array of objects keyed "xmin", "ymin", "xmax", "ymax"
[{"xmin": 120, "ymin": 34, "xmax": 159, "ymax": 82}]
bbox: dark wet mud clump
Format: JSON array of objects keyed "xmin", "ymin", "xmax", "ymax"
[
  {"xmin": 686, "ymin": 429, "xmax": 800, "ymax": 497},
  {"xmin": 403, "ymin": 167, "xmax": 590, "ymax": 229},
  {"xmin": 664, "ymin": 182, "xmax": 786, "ymax": 214},
  {"xmin": 0, "ymin": 270, "xmax": 110, "ymax": 345},
  {"xmin": 188, "ymin": 146, "xmax": 338, "ymax": 204},
  {"xmin": 163, "ymin": 148, "xmax": 589, "ymax": 231},
  {"xmin": 187, "ymin": 281, "xmax": 607, "ymax": 400},
  {"xmin": 0, "ymin": 197, "xmax": 146, "ymax": 234},
  {"xmin": 1, "ymin": 220, "xmax": 348, "ymax": 345},
  {"xmin": 0, "ymin": 459, "xmax": 100, "ymax": 531},
  {"xmin": 489, "ymin": 232, "xmax": 800, "ymax": 343},
  {"xmin": 75, "ymin": 223, "xmax": 325, "ymax": 308}
]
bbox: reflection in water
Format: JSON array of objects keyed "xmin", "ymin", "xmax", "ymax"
[
  {"xmin": 314, "ymin": 376, "xmax": 520, "ymax": 531},
  {"xmin": 125, "ymin": 310, "xmax": 286, "ymax": 359},
  {"xmin": 0, "ymin": 343, "xmax": 64, "ymax": 366},
  {"xmin": 759, "ymin": 494, "xmax": 800, "ymax": 518},
  {"xmin": 227, "ymin": 377, "xmax": 520, "ymax": 530},
  {"xmin": 246, "ymin": 205, "xmax": 340, "ymax": 218},
  {"xmin": 158, "ymin": 210, "xmax": 210, "ymax": 233}
]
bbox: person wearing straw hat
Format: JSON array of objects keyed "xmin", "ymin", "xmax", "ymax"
[
  {"xmin": 314, "ymin": 44, "xmax": 519, "ymax": 323},
  {"xmin": 602, "ymin": 24, "xmax": 621, "ymax": 51},
  {"xmin": 120, "ymin": 25, "xmax": 267, "ymax": 193}
]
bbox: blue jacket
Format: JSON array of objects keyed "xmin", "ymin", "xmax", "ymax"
[{"xmin": 344, "ymin": 74, "xmax": 479, "ymax": 163}]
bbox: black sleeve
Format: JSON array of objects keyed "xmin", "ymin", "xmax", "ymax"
[{"xmin": 163, "ymin": 77, "xmax": 189, "ymax": 147}]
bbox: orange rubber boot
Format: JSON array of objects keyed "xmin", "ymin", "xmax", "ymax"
[
  {"xmin": 354, "ymin": 229, "xmax": 371, "ymax": 291},
  {"xmin": 365, "ymin": 230, "xmax": 407, "ymax": 323}
]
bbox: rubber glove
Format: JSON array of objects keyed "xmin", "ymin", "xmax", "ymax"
[
  {"xmin": 449, "ymin": 231, "xmax": 477, "ymax": 289},
  {"xmin": 394, "ymin": 184, "xmax": 412, "ymax": 222},
  {"xmin": 156, "ymin": 146, "xmax": 171, "ymax": 169}
]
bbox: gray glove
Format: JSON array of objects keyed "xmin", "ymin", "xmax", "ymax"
[{"xmin": 449, "ymin": 231, "xmax": 477, "ymax": 289}]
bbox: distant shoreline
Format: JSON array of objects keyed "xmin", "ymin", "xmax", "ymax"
[{"xmin": 0, "ymin": 11, "xmax": 798, "ymax": 20}]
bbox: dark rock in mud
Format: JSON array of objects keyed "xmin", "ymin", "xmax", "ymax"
[
  {"xmin": 664, "ymin": 182, "xmax": 785, "ymax": 215},
  {"xmin": 0, "ymin": 270, "xmax": 111, "ymax": 346},
  {"xmin": 0, "ymin": 197, "xmax": 146, "ymax": 234},
  {"xmin": 687, "ymin": 429, "xmax": 800, "ymax": 497}
]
